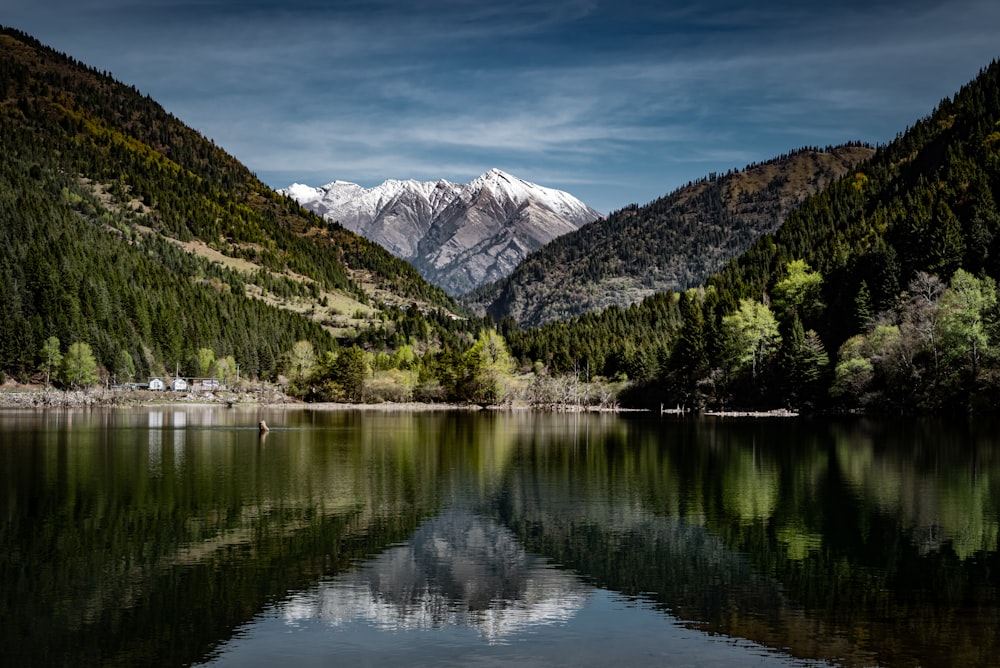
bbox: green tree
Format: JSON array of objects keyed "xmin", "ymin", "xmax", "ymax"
[
  {"xmin": 722, "ymin": 299, "xmax": 781, "ymax": 380},
  {"xmin": 780, "ymin": 315, "xmax": 829, "ymax": 408},
  {"xmin": 831, "ymin": 335, "xmax": 876, "ymax": 403},
  {"xmin": 773, "ymin": 259, "xmax": 824, "ymax": 324},
  {"xmin": 392, "ymin": 344, "xmax": 419, "ymax": 371},
  {"xmin": 938, "ymin": 269, "xmax": 997, "ymax": 377},
  {"xmin": 114, "ymin": 349, "xmax": 136, "ymax": 384},
  {"xmin": 196, "ymin": 347, "xmax": 216, "ymax": 377},
  {"xmin": 216, "ymin": 355, "xmax": 238, "ymax": 386},
  {"xmin": 332, "ymin": 345, "xmax": 368, "ymax": 403},
  {"xmin": 61, "ymin": 341, "xmax": 99, "ymax": 388},
  {"xmin": 465, "ymin": 329, "xmax": 515, "ymax": 406},
  {"xmin": 669, "ymin": 289, "xmax": 710, "ymax": 406},
  {"xmin": 285, "ymin": 340, "xmax": 316, "ymax": 389},
  {"xmin": 38, "ymin": 336, "xmax": 62, "ymax": 386},
  {"xmin": 854, "ymin": 281, "xmax": 873, "ymax": 332},
  {"xmin": 929, "ymin": 200, "xmax": 965, "ymax": 277}
]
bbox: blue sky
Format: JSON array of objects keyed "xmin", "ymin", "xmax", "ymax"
[{"xmin": 5, "ymin": 1, "xmax": 1000, "ymax": 214}]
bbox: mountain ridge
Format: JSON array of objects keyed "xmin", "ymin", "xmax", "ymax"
[
  {"xmin": 283, "ymin": 168, "xmax": 601, "ymax": 295},
  {"xmin": 469, "ymin": 144, "xmax": 875, "ymax": 327},
  {"xmin": 501, "ymin": 58, "xmax": 1000, "ymax": 414}
]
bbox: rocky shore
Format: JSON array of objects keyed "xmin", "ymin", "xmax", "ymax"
[
  {"xmin": 0, "ymin": 386, "xmax": 293, "ymax": 408},
  {"xmin": 0, "ymin": 389, "xmax": 797, "ymax": 415}
]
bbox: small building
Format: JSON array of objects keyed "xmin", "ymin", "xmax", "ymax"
[
  {"xmin": 148, "ymin": 377, "xmax": 165, "ymax": 391},
  {"xmin": 171, "ymin": 378, "xmax": 188, "ymax": 392}
]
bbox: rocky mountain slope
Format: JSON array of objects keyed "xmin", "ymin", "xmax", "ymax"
[
  {"xmin": 468, "ymin": 145, "xmax": 874, "ymax": 327},
  {"xmin": 284, "ymin": 169, "xmax": 601, "ymax": 295}
]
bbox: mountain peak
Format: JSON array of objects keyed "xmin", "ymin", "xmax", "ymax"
[{"xmin": 282, "ymin": 171, "xmax": 601, "ymax": 294}]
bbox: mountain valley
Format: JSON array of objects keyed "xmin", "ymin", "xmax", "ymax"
[{"xmin": 4, "ymin": 24, "xmax": 1000, "ymax": 415}]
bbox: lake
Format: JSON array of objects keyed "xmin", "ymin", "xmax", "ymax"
[{"xmin": 1, "ymin": 407, "xmax": 998, "ymax": 666}]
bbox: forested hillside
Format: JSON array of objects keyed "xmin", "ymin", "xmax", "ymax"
[
  {"xmin": 0, "ymin": 27, "xmax": 463, "ymax": 383},
  {"xmin": 469, "ymin": 145, "xmax": 873, "ymax": 328},
  {"xmin": 5, "ymin": 25, "xmax": 999, "ymax": 415},
  {"xmin": 505, "ymin": 59, "xmax": 1000, "ymax": 414}
]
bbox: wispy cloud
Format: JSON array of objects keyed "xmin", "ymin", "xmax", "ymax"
[{"xmin": 6, "ymin": 0, "xmax": 1000, "ymax": 212}]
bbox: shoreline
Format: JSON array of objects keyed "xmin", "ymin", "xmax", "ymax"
[
  {"xmin": 0, "ymin": 387, "xmax": 800, "ymax": 417},
  {"xmin": 0, "ymin": 387, "xmax": 619, "ymax": 413}
]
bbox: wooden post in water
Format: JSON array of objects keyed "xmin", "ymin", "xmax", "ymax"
[{"xmin": 259, "ymin": 420, "xmax": 269, "ymax": 434}]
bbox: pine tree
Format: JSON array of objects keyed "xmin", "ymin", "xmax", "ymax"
[{"xmin": 854, "ymin": 281, "xmax": 873, "ymax": 333}]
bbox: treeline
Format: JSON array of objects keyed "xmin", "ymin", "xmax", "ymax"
[
  {"xmin": 0, "ymin": 26, "xmax": 463, "ymax": 384},
  {"xmin": 0, "ymin": 145, "xmax": 334, "ymax": 381},
  {"xmin": 470, "ymin": 144, "xmax": 873, "ymax": 328},
  {"xmin": 503, "ymin": 58, "xmax": 1000, "ymax": 414},
  {"xmin": 6, "ymin": 24, "xmax": 1000, "ymax": 415},
  {"xmin": 685, "ymin": 141, "xmax": 873, "ymax": 188}
]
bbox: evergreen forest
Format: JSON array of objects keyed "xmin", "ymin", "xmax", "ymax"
[
  {"xmin": 4, "ymin": 25, "xmax": 1000, "ymax": 415},
  {"xmin": 468, "ymin": 144, "xmax": 874, "ymax": 328},
  {"xmin": 504, "ymin": 58, "xmax": 1000, "ymax": 414},
  {"xmin": 0, "ymin": 27, "xmax": 474, "ymax": 389}
]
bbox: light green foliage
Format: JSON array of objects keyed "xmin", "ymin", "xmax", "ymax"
[
  {"xmin": 722, "ymin": 299, "xmax": 781, "ymax": 379},
  {"xmin": 392, "ymin": 344, "xmax": 419, "ymax": 371},
  {"xmin": 61, "ymin": 341, "xmax": 99, "ymax": 388},
  {"xmin": 831, "ymin": 356, "xmax": 875, "ymax": 398},
  {"xmin": 38, "ymin": 336, "xmax": 62, "ymax": 386},
  {"xmin": 465, "ymin": 329, "xmax": 515, "ymax": 406},
  {"xmin": 830, "ymin": 326, "xmax": 902, "ymax": 402},
  {"xmin": 937, "ymin": 269, "xmax": 997, "ymax": 373},
  {"xmin": 773, "ymin": 259, "xmax": 824, "ymax": 322},
  {"xmin": 372, "ymin": 351, "xmax": 393, "ymax": 372},
  {"xmin": 196, "ymin": 348, "xmax": 216, "ymax": 377},
  {"xmin": 285, "ymin": 340, "xmax": 316, "ymax": 387},
  {"xmin": 215, "ymin": 355, "xmax": 238, "ymax": 386},
  {"xmin": 366, "ymin": 368, "xmax": 416, "ymax": 403}
]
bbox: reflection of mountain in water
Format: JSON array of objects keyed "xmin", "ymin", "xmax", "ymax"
[{"xmin": 281, "ymin": 509, "xmax": 589, "ymax": 642}]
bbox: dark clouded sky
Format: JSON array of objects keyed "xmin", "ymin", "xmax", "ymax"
[{"xmin": 5, "ymin": 1, "xmax": 1000, "ymax": 213}]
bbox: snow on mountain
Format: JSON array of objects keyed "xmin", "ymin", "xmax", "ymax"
[{"xmin": 281, "ymin": 169, "xmax": 601, "ymax": 295}]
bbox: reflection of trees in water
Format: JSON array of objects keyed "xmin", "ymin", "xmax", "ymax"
[
  {"xmin": 830, "ymin": 419, "xmax": 1000, "ymax": 559},
  {"xmin": 5, "ymin": 410, "xmax": 1000, "ymax": 667},
  {"xmin": 492, "ymin": 478, "xmax": 889, "ymax": 666},
  {"xmin": 281, "ymin": 509, "xmax": 589, "ymax": 642},
  {"xmin": 490, "ymin": 416, "xmax": 1000, "ymax": 667}
]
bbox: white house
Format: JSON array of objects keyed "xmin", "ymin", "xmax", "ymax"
[
  {"xmin": 171, "ymin": 378, "xmax": 188, "ymax": 392},
  {"xmin": 148, "ymin": 377, "xmax": 165, "ymax": 391}
]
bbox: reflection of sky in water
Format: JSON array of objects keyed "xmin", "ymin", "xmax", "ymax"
[
  {"xmin": 200, "ymin": 509, "xmax": 817, "ymax": 667},
  {"xmin": 282, "ymin": 509, "xmax": 589, "ymax": 643},
  {"xmin": 205, "ymin": 589, "xmax": 812, "ymax": 668}
]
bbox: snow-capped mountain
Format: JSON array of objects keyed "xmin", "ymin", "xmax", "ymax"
[{"xmin": 282, "ymin": 169, "xmax": 601, "ymax": 295}]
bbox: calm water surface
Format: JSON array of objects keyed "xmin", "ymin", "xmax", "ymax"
[{"xmin": 1, "ymin": 407, "xmax": 998, "ymax": 666}]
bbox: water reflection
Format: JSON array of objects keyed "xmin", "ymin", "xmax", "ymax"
[
  {"xmin": 1, "ymin": 409, "xmax": 999, "ymax": 667},
  {"xmin": 831, "ymin": 419, "xmax": 1000, "ymax": 559},
  {"xmin": 282, "ymin": 509, "xmax": 588, "ymax": 643}
]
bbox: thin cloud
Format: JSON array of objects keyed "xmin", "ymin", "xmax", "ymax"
[{"xmin": 6, "ymin": 0, "xmax": 1000, "ymax": 213}]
